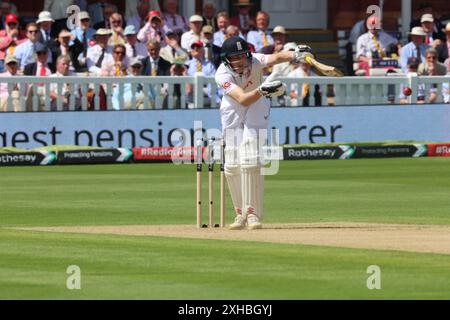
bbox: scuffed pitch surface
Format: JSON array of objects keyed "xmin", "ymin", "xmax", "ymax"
[{"xmin": 15, "ymin": 223, "xmax": 450, "ymax": 255}]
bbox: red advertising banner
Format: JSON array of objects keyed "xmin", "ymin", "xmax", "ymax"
[
  {"xmin": 133, "ymin": 147, "xmax": 197, "ymax": 162},
  {"xmin": 427, "ymin": 144, "xmax": 450, "ymax": 157}
]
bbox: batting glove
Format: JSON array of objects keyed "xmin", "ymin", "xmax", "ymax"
[
  {"xmin": 258, "ymin": 80, "xmax": 286, "ymax": 98},
  {"xmin": 294, "ymin": 44, "xmax": 314, "ymax": 63}
]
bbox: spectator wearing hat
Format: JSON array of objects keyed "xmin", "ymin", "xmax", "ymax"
[
  {"xmin": 356, "ymin": 16, "xmax": 398, "ymax": 76},
  {"xmin": 51, "ymin": 29, "xmax": 80, "ymax": 72},
  {"xmin": 70, "ymin": 11, "xmax": 96, "ymax": 72},
  {"xmin": 246, "ymin": 11, "xmax": 273, "ymax": 53},
  {"xmin": 162, "ymin": 0, "xmax": 188, "ymax": 33},
  {"xmin": 185, "ymin": 40, "xmax": 218, "ymax": 108},
  {"xmin": 181, "ymin": 15, "xmax": 204, "ymax": 52},
  {"xmin": 15, "ymin": 23, "xmax": 53, "ymax": 71},
  {"xmin": 141, "ymin": 39, "xmax": 171, "ymax": 76},
  {"xmin": 202, "ymin": 2, "xmax": 217, "ymax": 32},
  {"xmin": 410, "ymin": 2, "xmax": 444, "ymax": 33},
  {"xmin": 201, "ymin": 25, "xmax": 221, "ymax": 69},
  {"xmin": 400, "ymin": 27, "xmax": 431, "ymax": 73},
  {"xmin": 36, "ymin": 11, "xmax": 56, "ymax": 48},
  {"xmin": 43, "ymin": 0, "xmax": 74, "ymax": 37},
  {"xmin": 169, "ymin": 59, "xmax": 188, "ymax": 109},
  {"xmin": 137, "ymin": 10, "xmax": 168, "ymax": 47},
  {"xmin": 86, "ymin": 28, "xmax": 113, "ymax": 75},
  {"xmin": 49, "ymin": 55, "xmax": 81, "ymax": 111},
  {"xmin": 23, "ymin": 42, "xmax": 52, "ymax": 111},
  {"xmin": 0, "ymin": 13, "xmax": 27, "ymax": 72},
  {"xmin": 230, "ymin": 0, "xmax": 255, "ymax": 36},
  {"xmin": 436, "ymin": 23, "xmax": 450, "ymax": 63},
  {"xmin": 420, "ymin": 14, "xmax": 445, "ymax": 47},
  {"xmin": 159, "ymin": 28, "xmax": 189, "ymax": 64},
  {"xmin": 0, "ymin": 55, "xmax": 21, "ymax": 112},
  {"xmin": 262, "ymin": 26, "xmax": 287, "ymax": 54},
  {"xmin": 124, "ymin": 25, "xmax": 147, "ymax": 59},
  {"xmin": 112, "ymin": 57, "xmax": 146, "ymax": 110}
]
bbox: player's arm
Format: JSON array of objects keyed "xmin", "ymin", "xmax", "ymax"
[{"xmin": 227, "ymin": 86, "xmax": 263, "ymax": 107}]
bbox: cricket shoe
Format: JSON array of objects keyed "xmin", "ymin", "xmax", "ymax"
[
  {"xmin": 229, "ymin": 215, "xmax": 247, "ymax": 230},
  {"xmin": 247, "ymin": 214, "xmax": 262, "ymax": 230}
]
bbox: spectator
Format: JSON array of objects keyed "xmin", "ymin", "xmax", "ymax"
[
  {"xmin": 126, "ymin": 0, "xmax": 160, "ymax": 26},
  {"xmin": 272, "ymin": 42, "xmax": 297, "ymax": 77},
  {"xmin": 51, "ymin": 29, "xmax": 79, "ymax": 72},
  {"xmin": 1, "ymin": 1, "xmax": 18, "ymax": 26},
  {"xmin": 70, "ymin": 11, "xmax": 96, "ymax": 72},
  {"xmin": 288, "ymin": 60, "xmax": 321, "ymax": 107},
  {"xmin": 141, "ymin": 39, "xmax": 171, "ymax": 76},
  {"xmin": 181, "ymin": 15, "xmax": 203, "ymax": 52},
  {"xmin": 201, "ymin": 25, "xmax": 221, "ymax": 69},
  {"xmin": 246, "ymin": 11, "xmax": 273, "ymax": 53},
  {"xmin": 112, "ymin": 57, "xmax": 146, "ymax": 110},
  {"xmin": 92, "ymin": 3, "xmax": 117, "ymax": 30},
  {"xmin": 399, "ymin": 57, "xmax": 423, "ymax": 104},
  {"xmin": 137, "ymin": 10, "xmax": 167, "ymax": 47},
  {"xmin": 400, "ymin": 27, "xmax": 431, "ymax": 73},
  {"xmin": 49, "ymin": 55, "xmax": 81, "ymax": 111},
  {"xmin": 127, "ymin": 0, "xmax": 158, "ymax": 31},
  {"xmin": 411, "ymin": 2, "xmax": 444, "ymax": 34},
  {"xmin": 24, "ymin": 43, "xmax": 52, "ymax": 112},
  {"xmin": 86, "ymin": 28, "xmax": 113, "ymax": 76},
  {"xmin": 43, "ymin": 0, "xmax": 74, "ymax": 37},
  {"xmin": 356, "ymin": 16, "xmax": 398, "ymax": 76},
  {"xmin": 418, "ymin": 48, "xmax": 447, "ymax": 104},
  {"xmin": 124, "ymin": 25, "xmax": 147, "ymax": 59},
  {"xmin": 213, "ymin": 11, "xmax": 230, "ymax": 47},
  {"xmin": 230, "ymin": 0, "xmax": 255, "ymax": 36},
  {"xmin": 169, "ymin": 59, "xmax": 188, "ymax": 109},
  {"xmin": 101, "ymin": 44, "xmax": 129, "ymax": 77},
  {"xmin": 262, "ymin": 25, "xmax": 287, "ymax": 54},
  {"xmin": 420, "ymin": 14, "xmax": 445, "ymax": 46},
  {"xmin": 0, "ymin": 14, "xmax": 27, "ymax": 72},
  {"xmin": 436, "ymin": 23, "xmax": 450, "ymax": 63},
  {"xmin": 36, "ymin": 11, "xmax": 56, "ymax": 49},
  {"xmin": 202, "ymin": 2, "xmax": 217, "ymax": 31},
  {"xmin": 0, "ymin": 55, "xmax": 20, "ymax": 112},
  {"xmin": 15, "ymin": 23, "xmax": 53, "ymax": 71},
  {"xmin": 108, "ymin": 13, "xmax": 126, "ymax": 46},
  {"xmin": 162, "ymin": 0, "xmax": 188, "ymax": 32},
  {"xmin": 225, "ymin": 25, "xmax": 240, "ymax": 40},
  {"xmin": 185, "ymin": 40, "xmax": 218, "ymax": 108},
  {"xmin": 159, "ymin": 28, "xmax": 189, "ymax": 64}
]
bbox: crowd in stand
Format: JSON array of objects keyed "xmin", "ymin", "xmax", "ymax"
[{"xmin": 0, "ymin": 0, "xmax": 449, "ymax": 111}]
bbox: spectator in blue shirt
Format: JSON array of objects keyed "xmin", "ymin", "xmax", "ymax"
[
  {"xmin": 14, "ymin": 23, "xmax": 52, "ymax": 71},
  {"xmin": 400, "ymin": 27, "xmax": 431, "ymax": 73}
]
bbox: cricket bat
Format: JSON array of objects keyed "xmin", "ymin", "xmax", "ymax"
[{"xmin": 305, "ymin": 56, "xmax": 344, "ymax": 77}]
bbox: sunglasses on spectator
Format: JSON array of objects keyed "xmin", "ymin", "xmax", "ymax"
[
  {"xmin": 37, "ymin": 51, "xmax": 48, "ymax": 56},
  {"xmin": 8, "ymin": 23, "xmax": 18, "ymax": 27},
  {"xmin": 28, "ymin": 30, "xmax": 38, "ymax": 34},
  {"xmin": 114, "ymin": 51, "xmax": 125, "ymax": 55},
  {"xmin": 81, "ymin": 19, "xmax": 90, "ymax": 22},
  {"xmin": 131, "ymin": 65, "xmax": 142, "ymax": 69}
]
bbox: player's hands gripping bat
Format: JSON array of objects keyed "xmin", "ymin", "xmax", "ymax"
[{"xmin": 293, "ymin": 44, "xmax": 344, "ymax": 77}]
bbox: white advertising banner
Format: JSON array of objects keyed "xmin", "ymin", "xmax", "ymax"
[{"xmin": 1, "ymin": 105, "xmax": 450, "ymax": 149}]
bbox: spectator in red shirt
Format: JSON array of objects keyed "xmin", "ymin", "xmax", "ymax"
[{"xmin": 0, "ymin": 14, "xmax": 26, "ymax": 72}]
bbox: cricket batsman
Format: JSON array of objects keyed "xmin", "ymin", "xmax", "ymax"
[{"xmin": 215, "ymin": 36, "xmax": 313, "ymax": 230}]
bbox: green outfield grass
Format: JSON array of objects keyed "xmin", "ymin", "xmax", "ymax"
[{"xmin": 1, "ymin": 158, "xmax": 450, "ymax": 299}]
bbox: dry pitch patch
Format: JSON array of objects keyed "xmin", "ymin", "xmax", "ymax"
[{"xmin": 14, "ymin": 223, "xmax": 450, "ymax": 255}]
